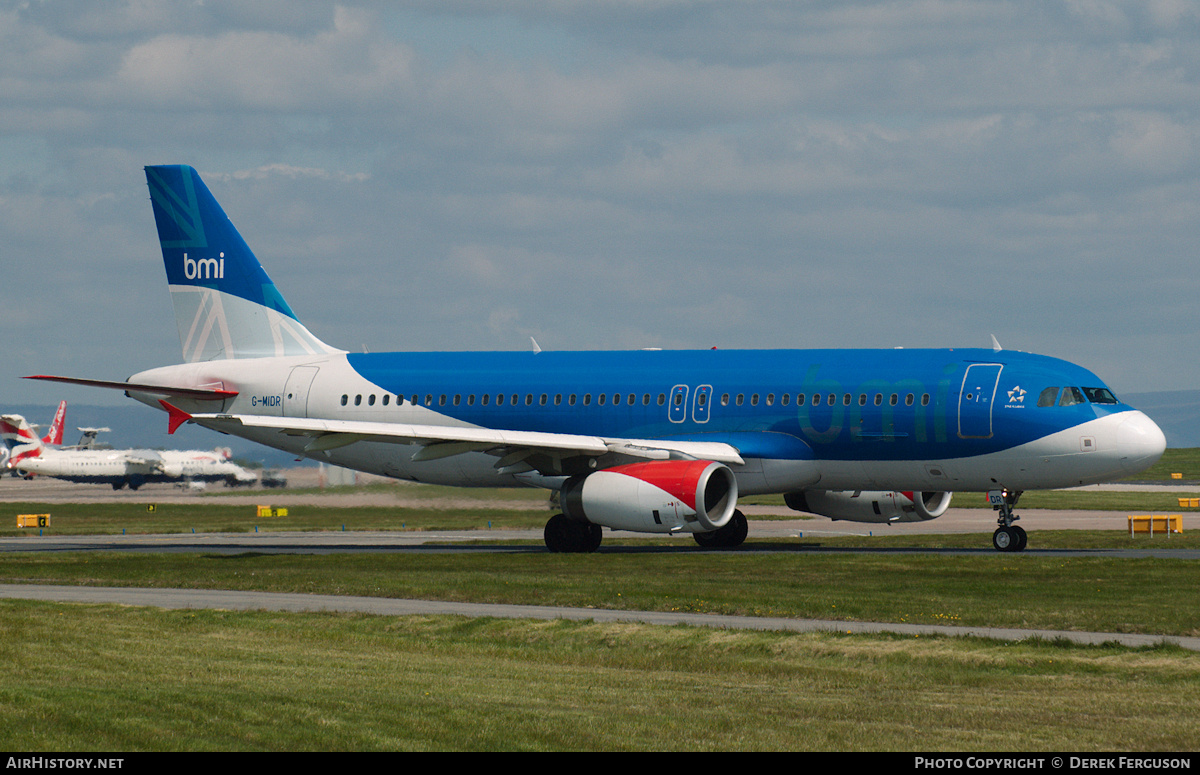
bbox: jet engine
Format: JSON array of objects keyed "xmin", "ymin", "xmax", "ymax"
[
  {"xmin": 784, "ymin": 489, "xmax": 952, "ymax": 524},
  {"xmin": 560, "ymin": 459, "xmax": 738, "ymax": 534}
]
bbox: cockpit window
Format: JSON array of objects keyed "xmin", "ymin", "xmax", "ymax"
[
  {"xmin": 1082, "ymin": 387, "xmax": 1118, "ymax": 404},
  {"xmin": 1037, "ymin": 387, "xmax": 1060, "ymax": 407},
  {"xmin": 1059, "ymin": 386, "xmax": 1086, "ymax": 406}
]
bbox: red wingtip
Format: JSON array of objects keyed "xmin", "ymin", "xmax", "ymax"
[{"xmin": 159, "ymin": 400, "xmax": 193, "ymax": 435}]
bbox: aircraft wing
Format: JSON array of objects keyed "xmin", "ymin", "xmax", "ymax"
[{"xmin": 173, "ymin": 409, "xmax": 745, "ymax": 472}]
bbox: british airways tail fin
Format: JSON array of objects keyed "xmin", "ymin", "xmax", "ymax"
[
  {"xmin": 1, "ymin": 413, "xmax": 45, "ymax": 468},
  {"xmin": 144, "ymin": 165, "xmax": 339, "ymax": 362}
]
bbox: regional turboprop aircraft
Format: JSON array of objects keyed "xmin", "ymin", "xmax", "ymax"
[{"xmin": 29, "ymin": 165, "xmax": 1166, "ymax": 551}]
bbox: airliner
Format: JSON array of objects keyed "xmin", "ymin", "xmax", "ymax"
[
  {"xmin": 29, "ymin": 165, "xmax": 1167, "ymax": 551},
  {"xmin": 2, "ymin": 403, "xmax": 255, "ymax": 490}
]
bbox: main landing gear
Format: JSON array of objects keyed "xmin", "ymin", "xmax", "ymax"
[
  {"xmin": 990, "ymin": 489, "xmax": 1027, "ymax": 552},
  {"xmin": 542, "ymin": 509, "xmax": 750, "ymax": 553},
  {"xmin": 544, "ymin": 513, "xmax": 603, "ymax": 553},
  {"xmin": 693, "ymin": 509, "xmax": 748, "ymax": 549}
]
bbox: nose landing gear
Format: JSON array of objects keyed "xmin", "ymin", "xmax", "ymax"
[{"xmin": 989, "ymin": 489, "xmax": 1027, "ymax": 552}]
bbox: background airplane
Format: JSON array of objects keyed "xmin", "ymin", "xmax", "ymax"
[
  {"xmin": 2, "ymin": 402, "xmax": 256, "ymax": 490},
  {"xmin": 30, "ymin": 165, "xmax": 1166, "ymax": 551}
]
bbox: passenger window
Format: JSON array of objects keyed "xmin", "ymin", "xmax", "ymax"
[
  {"xmin": 721, "ymin": 393, "xmax": 730, "ymax": 406},
  {"xmin": 1037, "ymin": 387, "xmax": 1059, "ymax": 407},
  {"xmin": 736, "ymin": 394, "xmax": 744, "ymax": 406},
  {"xmin": 643, "ymin": 394, "xmax": 651, "ymax": 405},
  {"xmin": 383, "ymin": 395, "xmax": 390, "ymax": 406},
  {"xmin": 797, "ymin": 394, "xmax": 806, "ymax": 406},
  {"xmin": 355, "ymin": 395, "xmax": 362, "ymax": 406},
  {"xmin": 1059, "ymin": 387, "xmax": 1085, "ymax": 406},
  {"xmin": 658, "ymin": 394, "xmax": 666, "ymax": 405},
  {"xmin": 751, "ymin": 394, "xmax": 759, "ymax": 406},
  {"xmin": 569, "ymin": 394, "xmax": 577, "ymax": 406},
  {"xmin": 340, "ymin": 395, "xmax": 348, "ymax": 406},
  {"xmin": 368, "ymin": 394, "xmax": 376, "ymax": 406},
  {"xmin": 781, "ymin": 393, "xmax": 790, "ymax": 406},
  {"xmin": 766, "ymin": 393, "xmax": 774, "ymax": 406},
  {"xmin": 481, "ymin": 394, "xmax": 489, "ymax": 406}
]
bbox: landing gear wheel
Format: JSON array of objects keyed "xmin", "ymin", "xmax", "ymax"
[
  {"xmin": 992, "ymin": 525, "xmax": 1028, "ymax": 553},
  {"xmin": 1012, "ymin": 525, "xmax": 1028, "ymax": 552},
  {"xmin": 544, "ymin": 513, "xmax": 602, "ymax": 553},
  {"xmin": 693, "ymin": 509, "xmax": 748, "ymax": 549}
]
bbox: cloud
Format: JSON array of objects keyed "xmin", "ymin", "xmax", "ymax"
[{"xmin": 1, "ymin": 0, "xmax": 1199, "ymax": 405}]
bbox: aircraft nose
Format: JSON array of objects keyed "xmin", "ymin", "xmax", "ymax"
[{"xmin": 1117, "ymin": 411, "xmax": 1166, "ymax": 474}]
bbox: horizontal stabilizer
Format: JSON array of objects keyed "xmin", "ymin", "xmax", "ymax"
[{"xmin": 25, "ymin": 375, "xmax": 238, "ymax": 400}]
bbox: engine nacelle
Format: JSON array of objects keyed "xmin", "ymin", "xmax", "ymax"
[
  {"xmin": 561, "ymin": 459, "xmax": 738, "ymax": 534},
  {"xmin": 784, "ymin": 489, "xmax": 952, "ymax": 524}
]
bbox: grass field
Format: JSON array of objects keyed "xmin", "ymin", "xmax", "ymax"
[{"xmin": 2, "ymin": 601, "xmax": 1197, "ymax": 751}]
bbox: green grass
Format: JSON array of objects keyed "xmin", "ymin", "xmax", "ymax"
[
  {"xmin": 1, "ymin": 602, "xmax": 1197, "ymax": 751},
  {"xmin": 4, "ymin": 548, "xmax": 1199, "ymax": 636}
]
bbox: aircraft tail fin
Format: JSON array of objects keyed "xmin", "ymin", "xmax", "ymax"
[
  {"xmin": 42, "ymin": 400, "xmax": 66, "ymax": 446},
  {"xmin": 1, "ymin": 414, "xmax": 45, "ymax": 468},
  {"xmin": 144, "ymin": 165, "xmax": 339, "ymax": 362}
]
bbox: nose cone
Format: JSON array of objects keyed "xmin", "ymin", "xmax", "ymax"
[{"xmin": 1117, "ymin": 411, "xmax": 1167, "ymax": 474}]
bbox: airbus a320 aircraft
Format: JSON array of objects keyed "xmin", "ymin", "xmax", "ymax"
[{"xmin": 30, "ymin": 165, "xmax": 1166, "ymax": 551}]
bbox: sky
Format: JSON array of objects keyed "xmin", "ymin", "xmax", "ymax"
[{"xmin": 3, "ymin": 0, "xmax": 1199, "ymax": 409}]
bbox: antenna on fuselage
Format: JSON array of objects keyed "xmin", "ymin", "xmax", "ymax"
[
  {"xmin": 991, "ymin": 334, "xmax": 1002, "ymax": 352},
  {"xmin": 530, "ymin": 337, "xmax": 542, "ymax": 354}
]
